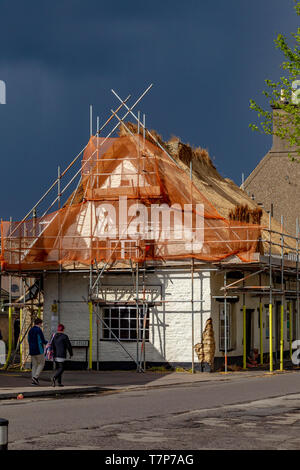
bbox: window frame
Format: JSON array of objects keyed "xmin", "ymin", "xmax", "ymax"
[
  {"xmin": 219, "ymin": 302, "xmax": 233, "ymax": 352},
  {"xmin": 102, "ymin": 305, "xmax": 150, "ymax": 342}
]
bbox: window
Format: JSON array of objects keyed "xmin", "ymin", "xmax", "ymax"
[
  {"xmin": 109, "ymin": 240, "xmax": 139, "ymax": 259},
  {"xmin": 265, "ymin": 306, "xmax": 273, "ymax": 340},
  {"xmin": 102, "ymin": 306, "xmax": 149, "ymax": 341},
  {"xmin": 219, "ymin": 303, "xmax": 232, "ymax": 351},
  {"xmin": 265, "ymin": 307, "xmax": 269, "ymax": 339}
]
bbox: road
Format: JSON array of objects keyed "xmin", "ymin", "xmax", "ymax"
[{"xmin": 2, "ymin": 371, "xmax": 300, "ymax": 450}]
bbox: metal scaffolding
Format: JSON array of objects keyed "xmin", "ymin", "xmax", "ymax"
[
  {"xmin": 0, "ymin": 85, "xmax": 299, "ymax": 376},
  {"xmin": 221, "ymin": 214, "xmax": 300, "ymax": 373}
]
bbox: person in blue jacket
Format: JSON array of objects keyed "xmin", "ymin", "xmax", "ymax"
[{"xmin": 28, "ymin": 318, "xmax": 47, "ymax": 385}]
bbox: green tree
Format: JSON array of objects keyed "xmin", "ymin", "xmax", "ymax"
[{"xmin": 249, "ymin": 0, "xmax": 300, "ymax": 160}]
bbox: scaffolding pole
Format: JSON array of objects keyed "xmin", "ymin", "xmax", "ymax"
[
  {"xmin": 269, "ymin": 212, "xmax": 273, "ymax": 372},
  {"xmin": 96, "ymin": 303, "xmax": 100, "ymax": 371},
  {"xmin": 140, "ymin": 261, "xmax": 146, "ymax": 372},
  {"xmin": 296, "ymin": 218, "xmax": 299, "ymax": 343},
  {"xmin": 57, "ymin": 166, "xmax": 62, "ymax": 334},
  {"xmin": 224, "ymin": 270, "xmax": 228, "ymax": 373},
  {"xmin": 88, "ymin": 301, "xmax": 93, "ymax": 370},
  {"xmin": 135, "ymin": 262, "xmax": 142, "ymax": 372},
  {"xmin": 243, "ymin": 288, "xmax": 246, "ymax": 370},
  {"xmin": 20, "ymin": 277, "xmax": 25, "ymax": 368},
  {"xmin": 2, "ymin": 218, "xmax": 13, "ymax": 370},
  {"xmin": 191, "ymin": 258, "xmax": 195, "ymax": 374},
  {"xmin": 289, "ymin": 300, "xmax": 293, "ymax": 360},
  {"xmin": 280, "ymin": 215, "xmax": 284, "ymax": 371},
  {"xmin": 260, "ymin": 298, "xmax": 263, "ymax": 365}
]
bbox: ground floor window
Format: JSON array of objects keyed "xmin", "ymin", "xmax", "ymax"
[
  {"xmin": 219, "ymin": 303, "xmax": 232, "ymax": 351},
  {"xmin": 102, "ymin": 306, "xmax": 149, "ymax": 341}
]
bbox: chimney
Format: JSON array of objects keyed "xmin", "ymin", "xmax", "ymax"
[{"xmin": 270, "ymin": 94, "xmax": 296, "ymax": 152}]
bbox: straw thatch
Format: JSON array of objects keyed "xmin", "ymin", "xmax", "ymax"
[
  {"xmin": 66, "ymin": 122, "xmax": 295, "ymax": 256},
  {"xmin": 118, "ymin": 122, "xmax": 168, "ymax": 152},
  {"xmin": 164, "ymin": 131, "xmax": 295, "ymax": 255},
  {"xmin": 228, "ymin": 204, "xmax": 263, "ymax": 225}
]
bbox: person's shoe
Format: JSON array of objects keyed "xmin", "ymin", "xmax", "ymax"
[
  {"xmin": 58, "ymin": 384, "xmax": 64, "ymax": 387},
  {"xmin": 52, "ymin": 377, "xmax": 56, "ymax": 387},
  {"xmin": 32, "ymin": 377, "xmax": 39, "ymax": 386}
]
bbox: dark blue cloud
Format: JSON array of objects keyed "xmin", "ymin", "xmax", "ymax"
[{"xmin": 0, "ymin": 0, "xmax": 298, "ymax": 219}]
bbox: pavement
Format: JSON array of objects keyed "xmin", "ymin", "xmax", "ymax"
[{"xmin": 1, "ymin": 363, "xmax": 299, "ymax": 400}]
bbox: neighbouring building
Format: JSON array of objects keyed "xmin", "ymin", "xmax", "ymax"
[{"xmin": 244, "ymin": 104, "xmax": 299, "ymax": 236}]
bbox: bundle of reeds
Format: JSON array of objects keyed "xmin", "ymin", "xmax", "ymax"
[
  {"xmin": 228, "ymin": 204, "xmax": 263, "ymax": 225},
  {"xmin": 169, "ymin": 138, "xmax": 216, "ymax": 171},
  {"xmin": 251, "ymin": 207, "xmax": 263, "ymax": 225},
  {"xmin": 228, "ymin": 204, "xmax": 250, "ymax": 223},
  {"xmin": 194, "ymin": 318, "xmax": 215, "ymax": 368},
  {"xmin": 119, "ymin": 124, "xmax": 216, "ymax": 172},
  {"xmin": 192, "ymin": 146, "xmax": 216, "ymax": 170}
]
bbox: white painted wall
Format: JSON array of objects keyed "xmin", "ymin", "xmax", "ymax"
[{"xmin": 43, "ymin": 269, "xmax": 211, "ymax": 365}]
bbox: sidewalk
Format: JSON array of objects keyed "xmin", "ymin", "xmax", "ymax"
[{"xmin": 0, "ymin": 366, "xmax": 299, "ymax": 400}]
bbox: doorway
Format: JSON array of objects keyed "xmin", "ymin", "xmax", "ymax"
[
  {"xmin": 246, "ymin": 309, "xmax": 254, "ymax": 358},
  {"xmin": 275, "ymin": 301, "xmax": 282, "ymax": 363}
]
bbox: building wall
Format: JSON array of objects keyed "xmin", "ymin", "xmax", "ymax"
[
  {"xmin": 43, "ymin": 268, "xmax": 295, "ymax": 368},
  {"xmin": 244, "ymin": 154, "xmax": 300, "ymax": 237},
  {"xmin": 244, "ymin": 108, "xmax": 299, "ymax": 237},
  {"xmin": 211, "ymin": 271, "xmax": 294, "ymax": 360},
  {"xmin": 43, "ymin": 269, "xmax": 211, "ymax": 366}
]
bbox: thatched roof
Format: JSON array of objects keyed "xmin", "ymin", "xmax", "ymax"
[
  {"xmin": 120, "ymin": 123, "xmax": 296, "ymax": 256},
  {"xmin": 67, "ymin": 122, "xmax": 295, "ymax": 257}
]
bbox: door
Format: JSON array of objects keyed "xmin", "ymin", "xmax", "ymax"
[
  {"xmin": 246, "ymin": 309, "xmax": 254, "ymax": 358},
  {"xmin": 275, "ymin": 301, "xmax": 281, "ymax": 362}
]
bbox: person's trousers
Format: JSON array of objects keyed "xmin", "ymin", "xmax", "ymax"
[
  {"xmin": 53, "ymin": 361, "xmax": 65, "ymax": 384},
  {"xmin": 31, "ymin": 354, "xmax": 45, "ymax": 379}
]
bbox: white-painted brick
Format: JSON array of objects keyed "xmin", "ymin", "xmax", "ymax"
[{"xmin": 43, "ymin": 270, "xmax": 211, "ymax": 364}]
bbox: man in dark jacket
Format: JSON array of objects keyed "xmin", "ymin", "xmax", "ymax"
[
  {"xmin": 52, "ymin": 324, "xmax": 73, "ymax": 387},
  {"xmin": 28, "ymin": 318, "xmax": 47, "ymax": 385}
]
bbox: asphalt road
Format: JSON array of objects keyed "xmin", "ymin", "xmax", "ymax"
[{"xmin": 2, "ymin": 371, "xmax": 300, "ymax": 450}]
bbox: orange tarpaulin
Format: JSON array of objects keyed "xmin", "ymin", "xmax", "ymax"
[{"xmin": 1, "ymin": 134, "xmax": 261, "ymax": 270}]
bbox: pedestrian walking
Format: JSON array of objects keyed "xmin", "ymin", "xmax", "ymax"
[
  {"xmin": 28, "ymin": 318, "xmax": 47, "ymax": 385},
  {"xmin": 52, "ymin": 324, "xmax": 73, "ymax": 387}
]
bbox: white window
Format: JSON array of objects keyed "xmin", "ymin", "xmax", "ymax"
[
  {"xmin": 102, "ymin": 306, "xmax": 149, "ymax": 341},
  {"xmin": 109, "ymin": 240, "xmax": 139, "ymax": 259},
  {"xmin": 265, "ymin": 306, "xmax": 271, "ymax": 339},
  {"xmin": 219, "ymin": 303, "xmax": 232, "ymax": 351}
]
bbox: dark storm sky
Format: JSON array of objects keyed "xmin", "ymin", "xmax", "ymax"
[{"xmin": 0, "ymin": 0, "xmax": 298, "ymax": 220}]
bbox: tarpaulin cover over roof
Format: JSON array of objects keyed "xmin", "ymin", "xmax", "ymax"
[{"xmin": 1, "ymin": 134, "xmax": 261, "ymax": 270}]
